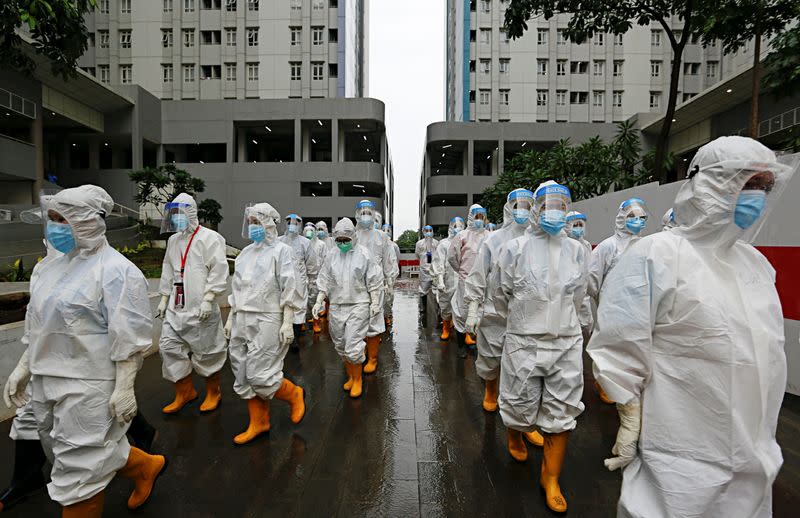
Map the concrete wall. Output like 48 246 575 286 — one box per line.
0 137 37 181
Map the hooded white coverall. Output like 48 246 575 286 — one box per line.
587 202 643 301
355 214 398 337
279 226 315 325
432 233 457 321
447 204 489 334
565 212 594 339
415 234 439 296
588 137 794 518
306 229 328 318
158 193 228 382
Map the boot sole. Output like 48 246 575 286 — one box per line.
539 484 567 514
162 395 198 414
233 429 270 445
128 456 169 511
199 397 221 413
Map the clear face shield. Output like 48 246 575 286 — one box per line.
508 189 534 225
449 217 465 237
382 223 392 236
566 212 587 239
285 214 303 234
355 200 376 229
374 213 383 230
423 225 433 239
470 207 487 229
161 201 193 233
535 183 571 236
620 198 649 235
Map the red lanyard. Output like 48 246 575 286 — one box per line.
179 226 201 278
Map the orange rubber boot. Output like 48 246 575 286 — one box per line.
524 430 544 447
274 379 306 424
348 362 363 398
199 371 221 413
540 431 569 513
313 319 322 333
343 361 354 391
162 375 198 414
62 491 104 518
234 398 270 445
595 381 614 404
117 446 167 510
440 320 451 341
465 333 477 346
363 336 380 374
482 378 498 412
507 429 528 462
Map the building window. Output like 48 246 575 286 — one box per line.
593 60 604 76
290 27 301 46
248 0 258 11
202 0 222 8
164 0 174 12
162 64 173 83
537 90 548 106
556 60 566 76
82 66 96 76
185 0 195 13
593 33 604 46
312 62 324 80
480 0 491 13
120 0 131 14
537 29 548 45
706 61 718 78
651 30 662 47
120 30 132 49
557 29 568 45
99 30 109 48
162 29 173 48
651 60 661 78
225 63 236 81
570 61 588 74
120 65 133 84
183 29 195 47
312 27 324 45
329 28 338 42
613 60 624 77
649 91 661 109
683 92 696 102
480 59 490 74
614 33 623 46
247 28 258 47
202 30 222 45
499 59 509 74
480 29 491 45
88 32 95 47
99 65 110 83
312 0 324 9
290 61 301 80
183 64 196 83
537 59 548 76
226 28 236 46
291 0 301 10
479 90 490 105
556 90 566 106
570 91 587 104
500 28 510 44
593 91 604 107
99 0 109 14
247 63 259 81
683 62 700 75
226 0 237 11
201 65 221 79
613 90 623 107
499 89 509 106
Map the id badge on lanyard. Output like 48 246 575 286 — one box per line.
174 226 200 310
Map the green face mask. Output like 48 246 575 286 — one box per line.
337 241 353 253
305 230 314 239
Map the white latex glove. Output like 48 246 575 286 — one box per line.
156 295 169 319
198 292 216 321
3 349 31 408
312 292 327 320
224 312 234 340
605 400 642 471
385 282 394 297
280 305 295 346
369 291 381 317
465 300 481 336
435 275 445 292
109 357 141 424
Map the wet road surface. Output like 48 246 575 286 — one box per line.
2 279 800 516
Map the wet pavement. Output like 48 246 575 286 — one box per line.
1 279 800 517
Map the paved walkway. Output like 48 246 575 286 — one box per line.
1 279 799 516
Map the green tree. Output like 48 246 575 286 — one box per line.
699 0 798 137
761 27 800 103
504 0 702 182
197 198 223 229
396 230 419 252
1 0 97 80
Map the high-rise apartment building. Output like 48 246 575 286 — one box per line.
446 0 761 123
78 0 368 100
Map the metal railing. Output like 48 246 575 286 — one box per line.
732 105 800 139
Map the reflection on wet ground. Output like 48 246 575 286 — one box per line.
1 279 799 516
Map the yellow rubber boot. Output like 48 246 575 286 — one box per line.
440 320 451 341
117 446 167 510
274 379 306 424
595 381 614 404
540 432 569 513
162 375 198 414
482 378 498 412
313 319 322 333
507 429 528 462
363 336 380 374
234 398 270 445
199 371 222 413
343 361 354 392
524 430 544 447
465 333 477 346
348 362 363 398
62 491 104 518
385 316 393 327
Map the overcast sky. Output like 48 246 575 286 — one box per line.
368 0 445 236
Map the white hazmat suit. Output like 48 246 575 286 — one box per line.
278 214 315 326
415 227 439 296
565 211 594 340
447 204 488 340
432 217 464 339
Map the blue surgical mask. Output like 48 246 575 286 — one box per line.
317 230 326 239
512 209 530 225
626 217 646 234
46 221 76 254
570 227 585 239
734 190 766 229
171 213 189 231
249 224 265 243
539 210 566 236
453 227 462 234
337 241 353 253
287 223 299 234
473 220 485 229
424 232 433 238
374 223 381 230
359 215 373 228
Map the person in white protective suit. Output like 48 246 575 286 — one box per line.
447 204 489 357
465 189 541 434
313 218 383 398
354 200 399 374
586 196 649 405
279 213 316 351
316 220 336 250
383 222 402 326
415 225 439 309
305 222 328 333
432 217 464 341
661 207 677 230
225 203 306 445
157 193 228 415
565 211 594 345
588 136 796 518
495 181 589 514
3 185 167 517
487 222 497 232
